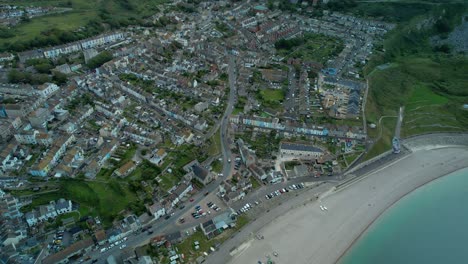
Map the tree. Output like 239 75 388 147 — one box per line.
53 71 68 85
8 69 28 83
34 63 53 74
86 51 113 69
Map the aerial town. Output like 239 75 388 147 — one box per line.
0 0 398 263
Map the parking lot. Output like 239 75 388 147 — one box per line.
177 192 227 225
233 182 310 218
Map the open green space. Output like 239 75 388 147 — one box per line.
19 178 138 228
158 173 179 192
127 159 162 182
207 130 221 156
343 152 363 166
0 0 167 52
275 33 344 64
249 176 261 189
232 107 243 115
211 160 223 174
329 1 434 23
256 88 285 110
238 130 281 159
284 160 301 170
360 1 468 158
260 89 285 102
364 116 397 161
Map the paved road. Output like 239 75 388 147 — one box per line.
221 55 237 178
82 54 238 264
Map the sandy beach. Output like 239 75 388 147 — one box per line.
223 146 468 264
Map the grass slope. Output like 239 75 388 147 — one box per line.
360 1 468 159
0 0 166 51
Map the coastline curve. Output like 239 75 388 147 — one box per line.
217 145 468 264
334 165 468 264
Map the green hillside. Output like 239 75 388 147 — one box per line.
347 1 468 159
0 0 166 52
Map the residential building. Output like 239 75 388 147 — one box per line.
41 238 94 264
83 49 99 63
188 162 214 186
114 161 136 177
36 83 59 98
149 148 167 166
27 108 51 129
25 198 73 226
18 50 44 63
199 209 236 239
280 142 324 159
171 182 193 203
147 202 165 220
0 217 27 247
43 42 82 59
0 53 14 62
80 32 125 49
0 104 30 118
249 164 267 182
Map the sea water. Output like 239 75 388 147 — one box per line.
339 167 468 264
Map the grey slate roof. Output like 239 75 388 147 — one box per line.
281 143 323 153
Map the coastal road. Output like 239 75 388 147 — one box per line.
216 146 468 264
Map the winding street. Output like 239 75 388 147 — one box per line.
81 54 238 263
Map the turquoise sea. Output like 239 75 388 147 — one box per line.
339 167 468 264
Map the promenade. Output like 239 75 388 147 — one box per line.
206 136 468 264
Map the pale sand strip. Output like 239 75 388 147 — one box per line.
228 147 468 264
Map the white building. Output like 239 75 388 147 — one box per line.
147 202 166 220
36 83 59 98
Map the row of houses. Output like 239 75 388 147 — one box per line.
24 198 73 227
18 32 126 62
230 115 367 140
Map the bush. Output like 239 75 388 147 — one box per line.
86 51 113 69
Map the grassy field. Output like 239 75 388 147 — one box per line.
207 130 221 156
158 173 179 192
0 0 167 51
19 179 138 227
276 33 344 64
249 176 261 189
211 160 223 174
260 89 285 102
258 88 285 110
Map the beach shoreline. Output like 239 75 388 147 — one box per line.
213 145 468 264
335 163 468 264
